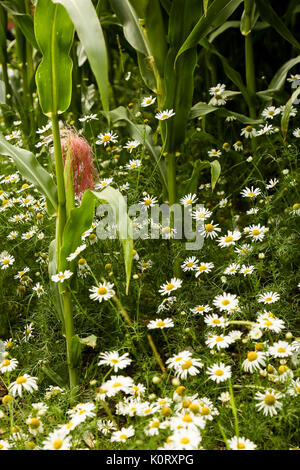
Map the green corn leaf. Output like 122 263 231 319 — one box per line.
190 102 263 125
281 86 300 141
0 134 58 215
182 159 221 195
48 240 65 325
176 0 243 61
268 56 300 91
70 334 82 369
35 0 74 116
208 20 240 42
60 188 133 294
1 1 39 50
255 0 300 50
53 0 110 120
110 0 150 55
108 106 168 191
92 187 133 295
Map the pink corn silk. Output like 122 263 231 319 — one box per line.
61 130 98 199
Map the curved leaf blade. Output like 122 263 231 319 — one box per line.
53 0 110 120
0 134 58 215
35 0 74 116
281 86 300 141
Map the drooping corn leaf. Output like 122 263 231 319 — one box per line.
0 134 58 215
268 56 300 91
176 0 243 61
182 159 221 195
34 0 74 116
190 102 263 125
53 0 110 120
60 188 133 294
281 86 300 141
255 0 300 50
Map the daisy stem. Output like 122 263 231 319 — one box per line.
147 333 166 376
218 421 231 450
161 329 171 354
228 379 239 440
99 400 119 429
102 366 113 382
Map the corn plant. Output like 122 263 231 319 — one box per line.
0 0 133 400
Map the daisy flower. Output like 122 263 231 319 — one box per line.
123 140 140 152
66 243 87 261
268 341 294 358
166 350 193 369
26 416 44 436
217 230 241 248
190 304 212 315
192 207 212 221
105 375 134 397
180 193 198 206
42 428 72 450
166 429 202 450
32 282 45 297
199 220 221 239
96 131 118 146
0 253 15 269
79 113 98 123
247 224 266 242
138 260 153 271
233 140 243 151
170 411 206 431
125 159 141 170
181 256 198 272
0 357 18 373
194 262 214 277
97 419 117 435
240 125 257 138
0 440 11 450
240 186 261 198
261 106 280 120
206 363 232 383
159 278 182 296
266 178 279 189
209 83 226 96
293 128 300 138
256 312 285 333
228 436 257 450
242 351 266 373
51 270 73 283
205 334 234 350
9 374 38 397
255 389 282 417
213 292 239 312
204 314 228 328
98 351 132 372
147 318 174 329
207 148 222 158
257 291 280 304
139 194 158 207
141 95 156 107
89 280 115 302
256 124 275 136
155 109 175 120
170 356 204 380
111 425 135 442
240 265 255 276
94 178 113 189
224 263 240 275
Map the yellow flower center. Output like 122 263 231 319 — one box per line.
110 359 119 364
180 437 190 445
189 403 200 414
198 265 207 271
186 261 194 267
151 420 160 428
252 229 260 236
221 299 230 305
1 359 10 367
186 199 193 205
237 442 246 449
119 434 127 440
182 414 193 423
216 336 224 342
181 360 193 370
277 347 286 353
215 369 224 376
197 306 204 311
160 114 169 120
245 126 252 132
166 283 174 291
225 236 233 243
201 406 210 416
29 418 40 429
102 135 111 142
16 376 27 384
205 224 214 232
144 199 152 205
264 320 273 326
212 319 220 324
156 320 165 327
292 203 299 210
53 439 63 450
247 351 258 362
112 382 122 388
295 387 300 393
278 365 289 375
264 394 276 406
197 212 206 218
0 444 3 449
3 259 9 265
97 286 107 295
175 357 183 362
